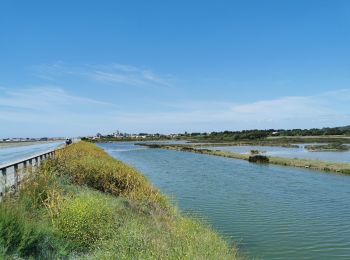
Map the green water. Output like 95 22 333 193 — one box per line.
100 143 350 260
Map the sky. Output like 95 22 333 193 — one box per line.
1 0 350 137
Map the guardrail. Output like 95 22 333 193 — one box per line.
0 146 63 201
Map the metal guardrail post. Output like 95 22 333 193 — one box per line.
0 144 66 200
14 164 19 191
1 168 6 199
1 168 6 183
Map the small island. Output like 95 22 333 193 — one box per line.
305 143 350 152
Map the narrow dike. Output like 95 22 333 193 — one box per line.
143 144 350 175
0 142 239 259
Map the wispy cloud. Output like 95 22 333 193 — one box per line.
106 89 350 131
229 89 350 122
30 61 76 81
0 86 118 137
0 86 113 111
30 62 172 88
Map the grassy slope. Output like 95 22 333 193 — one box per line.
0 142 238 259
151 145 350 174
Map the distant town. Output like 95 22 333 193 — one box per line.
83 130 181 141
1 137 64 142
83 125 350 142
2 125 350 143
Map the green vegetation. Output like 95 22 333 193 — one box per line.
55 193 115 249
188 135 350 145
0 142 238 259
248 155 269 163
83 134 172 143
250 150 261 155
0 203 51 258
88 126 350 147
176 126 350 144
144 144 350 175
305 143 350 152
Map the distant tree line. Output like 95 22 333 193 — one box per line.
185 125 350 141
81 125 350 142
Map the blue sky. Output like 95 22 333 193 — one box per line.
1 0 350 137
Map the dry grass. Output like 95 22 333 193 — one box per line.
54 142 169 209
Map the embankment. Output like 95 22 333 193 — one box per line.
144 144 350 175
0 142 239 259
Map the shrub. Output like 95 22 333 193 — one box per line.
248 155 269 163
181 146 195 152
147 144 162 148
54 142 168 209
20 163 56 205
91 212 236 260
55 192 115 250
19 162 65 223
0 203 48 257
341 169 350 174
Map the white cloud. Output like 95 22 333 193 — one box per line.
228 89 350 122
105 89 350 131
0 86 119 137
30 62 172 88
0 86 112 111
91 71 147 86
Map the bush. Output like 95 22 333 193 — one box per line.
181 146 195 152
54 142 168 209
0 203 48 257
55 192 115 250
341 169 350 174
248 155 269 163
91 207 236 260
20 162 62 208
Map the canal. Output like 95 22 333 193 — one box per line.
100 142 350 260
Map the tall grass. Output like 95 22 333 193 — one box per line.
0 142 239 259
54 142 168 209
0 202 57 258
55 192 115 249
